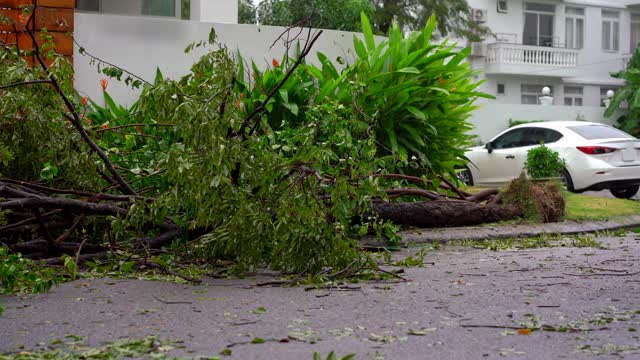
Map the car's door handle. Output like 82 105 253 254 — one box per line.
505 155 515 159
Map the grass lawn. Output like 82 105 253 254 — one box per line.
564 191 640 220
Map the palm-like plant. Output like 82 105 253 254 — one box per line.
605 47 640 135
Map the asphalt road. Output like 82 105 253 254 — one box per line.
2 235 640 359
582 189 640 200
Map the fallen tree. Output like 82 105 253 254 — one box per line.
0 11 531 273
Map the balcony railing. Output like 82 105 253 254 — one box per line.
486 43 579 67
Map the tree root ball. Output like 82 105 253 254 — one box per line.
502 174 565 223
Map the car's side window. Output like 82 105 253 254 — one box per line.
492 128 530 149
527 128 563 145
540 129 563 144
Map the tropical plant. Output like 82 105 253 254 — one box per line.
605 47 640 135
338 13 492 177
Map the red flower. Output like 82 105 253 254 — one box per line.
136 125 143 134
101 123 109 130
81 97 88 106
272 59 280 68
100 78 108 91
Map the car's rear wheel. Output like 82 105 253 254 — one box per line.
561 169 575 192
456 166 473 186
610 185 639 199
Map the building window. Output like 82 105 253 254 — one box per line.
497 84 505 95
632 14 640 51
76 0 100 11
497 0 508 13
524 3 556 47
564 86 583 106
602 10 620 52
565 7 584 49
522 84 552 104
76 0 189 18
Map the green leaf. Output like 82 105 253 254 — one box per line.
428 87 450 95
360 12 375 51
279 89 289 103
103 91 119 115
154 67 164 84
283 102 299 116
353 36 367 59
397 67 420 74
422 14 438 47
407 107 426 121
251 338 265 344
632 88 640 108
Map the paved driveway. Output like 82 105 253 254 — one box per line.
582 190 640 201
2 236 639 359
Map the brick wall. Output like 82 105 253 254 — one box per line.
0 0 75 66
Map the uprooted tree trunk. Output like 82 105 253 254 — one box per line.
0 177 524 260
371 200 522 228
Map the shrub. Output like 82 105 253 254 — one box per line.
525 144 565 179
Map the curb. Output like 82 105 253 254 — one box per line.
362 214 640 247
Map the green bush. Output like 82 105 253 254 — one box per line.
525 144 565 179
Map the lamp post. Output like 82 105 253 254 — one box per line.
603 90 615 108
539 86 553 106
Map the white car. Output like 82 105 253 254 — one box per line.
460 121 640 199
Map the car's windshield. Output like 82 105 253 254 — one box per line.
567 125 635 140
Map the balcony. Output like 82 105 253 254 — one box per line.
484 43 579 77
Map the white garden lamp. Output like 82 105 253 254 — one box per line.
539 86 553 106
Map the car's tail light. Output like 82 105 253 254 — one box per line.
576 146 616 155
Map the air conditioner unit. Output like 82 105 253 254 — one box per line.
471 43 487 57
497 0 508 13
472 8 488 23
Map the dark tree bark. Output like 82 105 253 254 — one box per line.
371 200 522 227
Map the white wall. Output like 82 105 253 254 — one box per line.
100 0 142 15
571 3 631 85
74 13 364 106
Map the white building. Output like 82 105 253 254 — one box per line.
465 0 637 140
69 0 634 140
75 0 238 24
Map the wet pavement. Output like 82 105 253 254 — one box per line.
2 235 640 359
